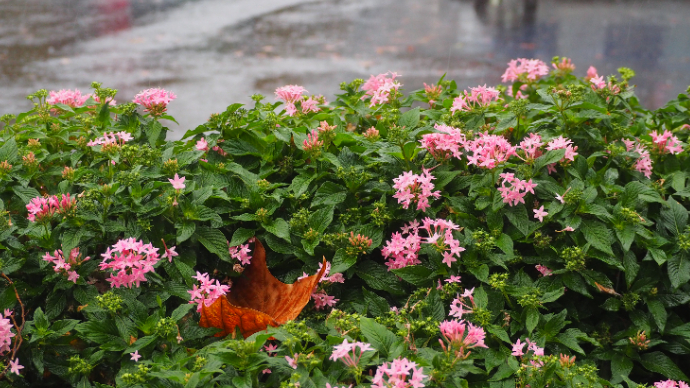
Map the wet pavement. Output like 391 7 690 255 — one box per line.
1 0 689 138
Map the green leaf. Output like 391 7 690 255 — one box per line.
557 329 585 354
263 218 291 243
288 174 315 197
359 317 397 357
610 354 633 384
357 261 405 295
312 182 347 208
398 107 420 129
647 298 667 332
12 186 41 204
171 304 194 321
533 149 566 172
308 206 334 233
667 254 690 289
196 227 230 260
640 351 688 380
362 288 390 317
229 227 255 247
176 222 196 244
525 307 539 334
0 138 19 163
391 265 434 287
495 234 514 256
330 249 356 273
145 120 163 147
581 220 614 255
505 205 535 237
660 196 688 236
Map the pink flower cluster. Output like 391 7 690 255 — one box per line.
372 357 427 388
501 58 550 83
449 287 475 318
451 85 501 113
99 238 161 288
188 271 231 311
298 261 343 310
546 136 579 162
622 139 653 178
87 131 134 147
463 132 517 169
439 319 487 354
0 309 14 355
361 72 402 107
382 219 465 270
26 193 76 222
275 85 308 116
132 88 176 116
552 57 576 73
419 123 465 162
392 169 441 211
303 129 324 155
655 380 690 388
228 242 252 265
511 337 545 357
650 130 684 155
518 133 544 160
329 339 375 367
43 248 90 283
497 173 537 206
47 89 90 108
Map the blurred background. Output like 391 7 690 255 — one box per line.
1 0 689 138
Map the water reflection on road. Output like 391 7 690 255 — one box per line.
1 0 689 138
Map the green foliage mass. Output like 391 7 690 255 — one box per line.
0 63 689 387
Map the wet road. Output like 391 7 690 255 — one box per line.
1 0 689 138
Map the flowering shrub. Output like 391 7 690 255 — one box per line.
0 61 689 387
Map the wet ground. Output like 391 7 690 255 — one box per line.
1 0 689 138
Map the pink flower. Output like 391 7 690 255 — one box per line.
497 173 537 207
303 129 324 156
43 247 89 283
275 85 307 117
162 240 178 262
501 58 550 83
285 354 299 369
547 136 578 162
301 96 321 114
262 369 272 374
312 290 339 310
419 124 465 162
168 173 186 191
47 89 89 108
623 139 653 178
381 227 423 270
533 205 548 222
0 314 15 355
133 88 176 116
650 130 684 155
361 72 402 107
196 138 209 151
463 132 517 169
552 57 575 73
26 193 77 223
585 66 599 81
439 319 487 351
372 357 427 388
451 85 501 113
512 339 526 356
99 238 161 288
9 358 23 375
557 226 575 233
364 127 380 141
130 351 142 362
228 242 252 265
590 76 606 90
445 275 461 283
188 271 231 311
329 339 375 367
392 169 441 212
535 265 553 276
518 133 544 160
87 131 132 147
449 296 473 319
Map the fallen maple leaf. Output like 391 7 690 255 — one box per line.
199 239 327 338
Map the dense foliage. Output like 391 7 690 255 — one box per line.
1 58 690 388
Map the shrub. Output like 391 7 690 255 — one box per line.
0 62 689 387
